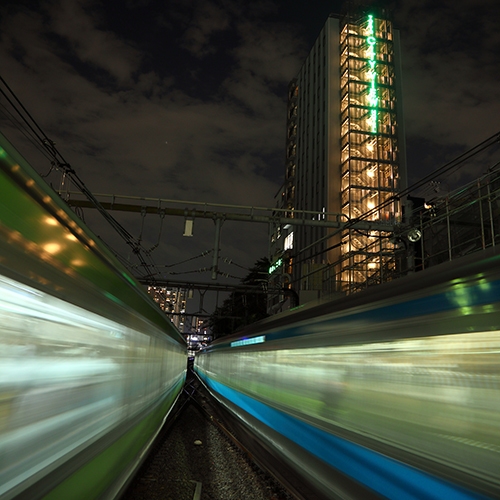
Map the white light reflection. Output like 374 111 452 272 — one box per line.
199 328 500 483
0 272 186 497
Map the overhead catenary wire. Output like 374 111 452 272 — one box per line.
298 131 500 256
360 130 500 224
4 74 497 290
0 74 159 283
221 256 253 272
0 76 49 148
287 131 500 287
150 250 213 269
0 100 56 175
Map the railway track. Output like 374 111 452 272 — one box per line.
122 370 295 500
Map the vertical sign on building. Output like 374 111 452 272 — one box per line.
339 11 401 293
366 14 378 133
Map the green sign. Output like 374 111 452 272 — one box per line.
366 14 378 133
268 257 283 274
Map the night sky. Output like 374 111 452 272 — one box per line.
1 0 499 315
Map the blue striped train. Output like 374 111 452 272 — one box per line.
195 247 500 499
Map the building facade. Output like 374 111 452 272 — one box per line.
147 285 188 330
269 7 406 311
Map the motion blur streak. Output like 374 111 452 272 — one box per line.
196 248 500 499
0 132 187 499
0 273 182 497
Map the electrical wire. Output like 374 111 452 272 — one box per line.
359 130 500 224
0 102 54 166
0 74 159 283
220 256 252 271
157 250 213 268
286 132 500 286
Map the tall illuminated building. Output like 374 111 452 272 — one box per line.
270 7 406 309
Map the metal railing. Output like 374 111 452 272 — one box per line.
307 165 500 297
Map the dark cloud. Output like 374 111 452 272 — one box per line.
1 0 499 311
179 2 231 56
391 0 500 188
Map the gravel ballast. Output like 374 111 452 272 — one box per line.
122 394 294 500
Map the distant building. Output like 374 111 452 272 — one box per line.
147 286 188 330
269 6 407 312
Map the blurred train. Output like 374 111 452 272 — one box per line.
195 247 500 499
0 132 187 499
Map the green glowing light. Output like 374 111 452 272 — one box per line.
269 257 283 274
367 14 378 133
478 278 491 291
123 272 137 286
483 304 495 314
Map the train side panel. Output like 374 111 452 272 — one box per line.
0 133 187 499
195 248 500 499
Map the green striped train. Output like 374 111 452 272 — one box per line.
0 132 187 499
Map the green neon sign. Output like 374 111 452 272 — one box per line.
367 14 378 133
268 257 283 274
